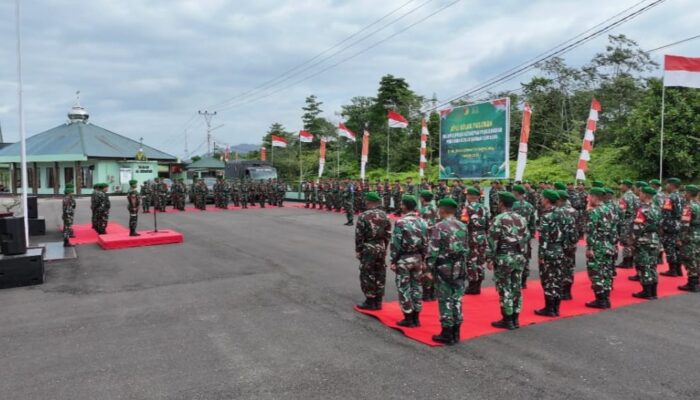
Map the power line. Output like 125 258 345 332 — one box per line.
214 0 463 113
205 0 424 110
647 33 700 52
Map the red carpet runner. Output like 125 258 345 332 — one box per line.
68 223 130 245
355 267 687 347
97 229 184 250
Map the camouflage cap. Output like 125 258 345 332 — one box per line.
685 184 699 194
667 177 681 185
590 187 606 197
401 195 417 208
498 191 516 207
512 185 526 194
554 182 566 190
365 192 381 202
649 179 662 186
438 198 459 209
557 190 569 199
592 180 605 188
466 187 480 196
542 189 560 201
419 190 433 200
641 186 657 195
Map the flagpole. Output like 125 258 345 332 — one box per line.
659 81 666 181
15 0 29 244
336 138 340 178
386 118 390 179
299 134 302 195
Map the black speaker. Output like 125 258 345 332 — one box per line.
27 196 38 219
0 217 27 255
29 218 46 236
0 248 44 289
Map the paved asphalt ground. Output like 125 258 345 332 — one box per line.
0 197 698 400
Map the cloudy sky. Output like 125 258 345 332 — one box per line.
0 0 697 159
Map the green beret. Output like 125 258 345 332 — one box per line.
590 187 606 196
438 198 459 208
641 186 657 195
129 180 138 186
401 195 417 208
649 179 661 186
634 181 648 188
685 184 699 194
64 187 74 194
557 190 569 199
554 182 566 190
604 188 614 195
419 190 433 200
65 183 74 189
466 187 480 196
93 184 99 189
542 189 560 202
498 192 516 207
365 192 381 202
512 185 525 194
592 180 605 188
620 179 633 186
667 177 681 185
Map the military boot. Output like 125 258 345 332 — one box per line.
660 263 680 277
491 309 516 330
356 298 375 310
512 313 520 329
632 284 654 300
553 298 561 316
397 313 417 328
534 296 557 317
561 283 573 300
616 257 633 269
585 292 609 309
373 297 383 310
413 311 421 327
465 280 482 295
129 229 141 237
678 276 700 292
676 263 684 277
63 238 73 248
452 324 461 344
650 283 658 299
432 326 453 344
521 274 528 289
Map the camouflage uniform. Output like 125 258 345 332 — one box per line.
618 189 640 266
660 190 683 275
355 207 391 306
342 185 355 225
391 184 403 215
586 202 616 307
632 202 662 288
436 183 448 201
90 189 98 231
419 200 438 300
538 205 567 307
95 189 111 234
390 211 428 316
194 180 208 210
558 200 579 297
157 181 168 212
426 216 469 332
140 182 152 213
303 182 313 208
230 180 241 207
512 199 537 287
488 187 500 219
486 211 529 318
569 189 588 239
382 182 392 211
679 197 700 290
62 194 76 241
127 186 140 234
240 180 249 208
276 181 285 207
464 199 489 293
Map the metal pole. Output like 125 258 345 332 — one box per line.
299 135 302 195
386 119 390 178
659 83 666 181
15 0 29 244
336 139 340 178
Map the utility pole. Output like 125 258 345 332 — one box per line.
198 110 217 154
184 129 189 160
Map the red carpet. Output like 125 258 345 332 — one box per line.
68 223 129 245
355 266 687 347
97 229 184 250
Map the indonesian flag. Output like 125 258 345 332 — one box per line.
337 123 356 142
491 98 508 112
419 118 429 177
664 55 700 89
299 130 313 143
575 98 602 180
260 146 267 161
388 111 408 128
360 128 370 180
318 137 327 177
439 108 452 119
514 103 533 181
271 135 288 148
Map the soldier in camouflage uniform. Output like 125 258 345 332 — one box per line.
62 184 76 247
488 181 501 220
660 178 684 277
90 183 99 231
95 183 111 235
678 185 700 292
630 186 662 299
603 187 621 278
382 180 391 212
585 188 615 309
512 185 537 289
463 186 489 295
342 182 355 226
425 197 469 345
419 190 438 301
193 178 208 211
156 178 168 212
570 181 588 240
487 192 530 330
556 190 579 301
140 180 152 213
436 180 448 202
391 180 403 216
649 179 666 264
355 192 391 310
405 177 415 197
230 180 241 207
303 181 313 208
616 180 639 269
534 190 566 317
390 195 428 328
240 179 249 208
277 180 285 207
127 180 141 237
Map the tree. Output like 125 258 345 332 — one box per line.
301 95 324 131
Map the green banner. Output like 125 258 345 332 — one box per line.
439 98 510 180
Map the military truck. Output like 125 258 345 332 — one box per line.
224 160 278 181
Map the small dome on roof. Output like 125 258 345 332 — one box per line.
67 91 89 123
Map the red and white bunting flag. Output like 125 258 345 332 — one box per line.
576 98 602 180
419 118 429 177
388 111 409 128
514 103 533 181
299 130 314 143
337 123 356 142
664 54 700 89
439 108 452 119
360 128 370 180
318 137 327 177
491 98 508 111
271 135 288 148
260 146 267 161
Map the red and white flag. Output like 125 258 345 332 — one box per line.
388 111 408 128
299 130 314 143
318 137 327 177
576 98 602 180
514 103 533 181
260 146 267 161
419 118 429 177
271 135 288 148
360 128 370 180
337 123 356 142
664 54 700 89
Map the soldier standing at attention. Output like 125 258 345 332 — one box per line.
91 183 99 232
616 180 639 269
556 190 580 300
660 178 684 277
355 192 391 310
194 179 208 211
463 187 489 295
382 179 391 212
512 185 537 289
127 180 141 237
221 177 231 209
391 180 403 216
140 180 152 213
585 188 615 309
678 185 700 292
390 195 428 328
486 192 529 330
630 186 662 299
425 198 469 345
62 184 76 247
213 176 223 208
96 183 111 235
535 190 565 317
419 190 438 302
240 179 249 209
342 182 355 226
303 181 312 208
488 181 501 221
405 177 415 196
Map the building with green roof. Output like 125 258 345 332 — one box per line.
0 100 180 195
